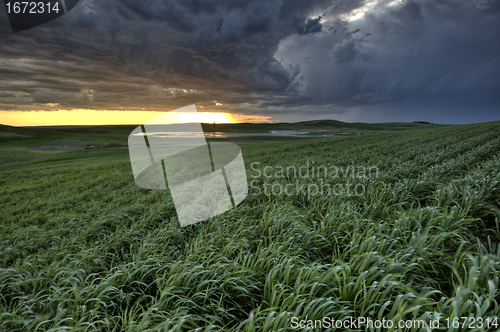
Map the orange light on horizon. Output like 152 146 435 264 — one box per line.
177 112 232 124
0 110 168 126
0 110 275 126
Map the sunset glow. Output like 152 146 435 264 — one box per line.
0 110 277 126
177 112 232 124
0 110 169 127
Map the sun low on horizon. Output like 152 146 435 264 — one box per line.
177 112 232 124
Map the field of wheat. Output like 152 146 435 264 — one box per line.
1 122 499 331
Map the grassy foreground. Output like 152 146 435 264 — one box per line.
0 122 499 331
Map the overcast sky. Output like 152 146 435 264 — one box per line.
1 0 499 123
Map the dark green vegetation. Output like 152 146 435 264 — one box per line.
0 121 499 331
0 124 134 142
0 120 445 165
0 125 132 149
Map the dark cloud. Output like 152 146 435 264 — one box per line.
298 17 323 35
0 1 301 114
274 0 500 121
0 0 499 123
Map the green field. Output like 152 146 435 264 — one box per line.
1 121 499 331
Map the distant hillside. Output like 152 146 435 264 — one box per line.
0 124 135 146
0 120 448 147
201 119 447 133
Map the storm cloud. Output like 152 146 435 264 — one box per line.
0 0 499 123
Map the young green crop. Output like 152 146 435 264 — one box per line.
0 121 499 331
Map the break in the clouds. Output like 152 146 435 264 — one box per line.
0 0 499 123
